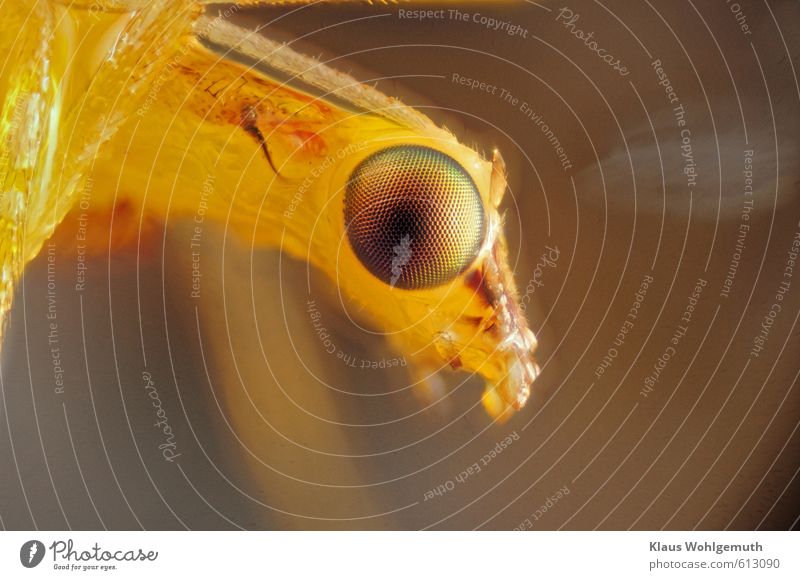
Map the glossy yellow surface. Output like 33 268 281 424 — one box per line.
0 0 539 418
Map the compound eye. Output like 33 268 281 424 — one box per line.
343 145 485 290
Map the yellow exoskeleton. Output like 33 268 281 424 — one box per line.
0 0 539 418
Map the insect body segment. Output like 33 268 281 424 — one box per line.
1 1 541 419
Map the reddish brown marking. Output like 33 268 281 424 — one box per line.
50 200 161 260
464 268 483 290
464 268 493 308
290 130 327 157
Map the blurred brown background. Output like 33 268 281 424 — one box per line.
1 0 798 530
